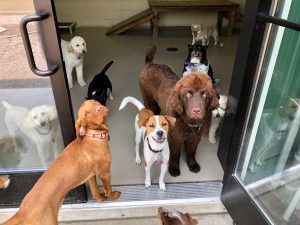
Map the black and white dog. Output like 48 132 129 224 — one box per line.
86 61 114 105
183 45 216 85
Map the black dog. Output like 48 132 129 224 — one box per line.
183 45 216 84
86 61 113 105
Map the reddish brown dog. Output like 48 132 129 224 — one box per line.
0 175 10 189
157 207 198 225
0 100 120 225
140 45 219 177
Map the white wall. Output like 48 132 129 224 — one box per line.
54 0 246 27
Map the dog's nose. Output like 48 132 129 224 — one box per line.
40 121 46 126
96 105 109 115
157 131 164 137
192 108 201 114
216 113 220 118
82 50 86 54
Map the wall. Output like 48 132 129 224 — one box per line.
54 0 246 27
0 0 34 14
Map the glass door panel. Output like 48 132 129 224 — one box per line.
234 7 300 225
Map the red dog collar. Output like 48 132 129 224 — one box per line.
85 133 109 139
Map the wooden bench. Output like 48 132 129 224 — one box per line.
149 0 239 37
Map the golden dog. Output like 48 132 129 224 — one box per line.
0 100 120 225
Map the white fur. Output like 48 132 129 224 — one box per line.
191 24 220 46
209 95 228 143
119 97 170 191
2 101 61 167
61 36 87 88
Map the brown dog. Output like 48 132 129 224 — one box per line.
157 207 198 225
0 100 120 225
0 175 10 189
140 45 219 177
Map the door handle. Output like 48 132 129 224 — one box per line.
20 12 59 76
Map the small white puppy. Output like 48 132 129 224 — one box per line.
209 95 228 143
2 101 60 167
61 36 87 88
119 97 176 191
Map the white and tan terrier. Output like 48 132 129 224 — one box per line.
119 97 176 191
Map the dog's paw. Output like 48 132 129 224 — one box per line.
169 166 181 177
145 181 151 189
188 161 201 173
109 191 121 200
209 137 217 144
93 193 106 202
135 157 142 165
159 182 166 191
78 81 86 87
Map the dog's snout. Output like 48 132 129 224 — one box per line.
82 50 86 54
157 131 164 137
96 105 108 115
40 121 46 126
192 107 201 114
216 113 220 118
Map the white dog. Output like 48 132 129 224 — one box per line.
119 97 176 191
2 101 60 167
191 24 220 46
209 95 228 143
61 36 87 88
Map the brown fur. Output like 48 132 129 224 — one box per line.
157 207 198 225
0 100 120 225
0 175 9 189
140 45 219 177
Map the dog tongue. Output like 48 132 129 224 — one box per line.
155 160 163 165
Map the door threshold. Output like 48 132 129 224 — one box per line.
0 181 224 222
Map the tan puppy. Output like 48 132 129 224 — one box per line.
0 175 10 189
157 207 198 225
191 24 219 46
0 100 121 225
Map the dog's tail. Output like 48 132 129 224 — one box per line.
2 101 11 109
145 44 156 64
119 96 144 111
100 61 114 75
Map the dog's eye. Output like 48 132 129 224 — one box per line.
149 124 155 128
162 122 167 126
41 112 45 116
33 115 37 119
76 44 79 47
186 92 192 98
82 43 85 46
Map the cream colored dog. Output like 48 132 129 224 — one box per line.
191 24 219 46
61 36 87 88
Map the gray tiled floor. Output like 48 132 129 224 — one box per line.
62 27 239 185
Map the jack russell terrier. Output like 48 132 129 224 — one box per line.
119 97 176 191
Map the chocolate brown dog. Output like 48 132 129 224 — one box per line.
0 100 120 225
157 207 198 225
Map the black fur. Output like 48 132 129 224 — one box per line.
184 45 215 84
86 61 113 105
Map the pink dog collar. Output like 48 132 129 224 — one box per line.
85 133 109 139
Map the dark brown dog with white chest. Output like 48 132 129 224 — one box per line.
140 45 219 177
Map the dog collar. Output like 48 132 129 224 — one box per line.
187 123 202 133
147 138 163 153
85 133 109 139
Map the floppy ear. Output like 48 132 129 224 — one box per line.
209 87 220 111
75 118 87 142
164 116 176 128
185 213 198 225
23 111 36 129
166 88 183 116
67 42 73 52
42 105 57 121
138 108 154 127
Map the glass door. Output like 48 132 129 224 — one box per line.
0 0 86 207
221 0 300 224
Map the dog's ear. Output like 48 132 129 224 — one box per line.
164 116 176 128
75 118 87 142
209 87 220 111
42 105 57 121
166 88 183 116
67 42 73 52
23 111 36 129
185 213 198 225
138 108 154 127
